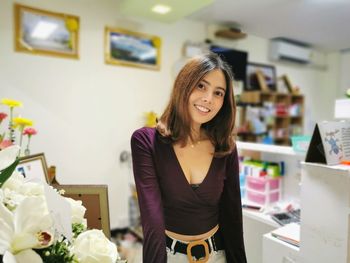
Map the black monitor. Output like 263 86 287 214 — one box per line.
210 45 248 85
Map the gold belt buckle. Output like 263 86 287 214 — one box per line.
186 239 209 263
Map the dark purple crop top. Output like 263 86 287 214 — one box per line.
131 127 247 263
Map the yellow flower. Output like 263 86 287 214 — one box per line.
1 98 22 108
144 111 158 127
152 37 161 48
65 18 79 32
13 117 33 129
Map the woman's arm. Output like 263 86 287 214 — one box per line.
219 146 247 263
131 128 166 263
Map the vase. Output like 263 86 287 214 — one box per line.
24 147 30 156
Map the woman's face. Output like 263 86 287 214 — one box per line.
188 69 226 127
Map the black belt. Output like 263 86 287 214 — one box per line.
166 230 224 260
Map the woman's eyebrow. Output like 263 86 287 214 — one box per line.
201 79 210 85
217 87 226 92
202 78 226 91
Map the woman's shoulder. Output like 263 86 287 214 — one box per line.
131 126 172 147
131 127 157 143
132 126 156 137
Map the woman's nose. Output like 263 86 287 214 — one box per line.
202 92 212 103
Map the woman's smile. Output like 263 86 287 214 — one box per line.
194 104 211 113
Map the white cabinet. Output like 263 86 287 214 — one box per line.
262 162 350 263
237 142 304 263
299 163 350 263
263 233 299 263
243 213 278 263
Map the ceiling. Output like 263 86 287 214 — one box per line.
188 0 350 51
118 0 350 51
117 0 213 23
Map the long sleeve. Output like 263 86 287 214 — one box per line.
219 146 247 263
130 128 166 263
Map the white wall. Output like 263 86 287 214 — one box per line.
0 0 341 228
339 50 350 97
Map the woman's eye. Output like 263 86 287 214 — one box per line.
215 91 225 97
197 83 205 90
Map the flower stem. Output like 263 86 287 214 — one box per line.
19 126 24 155
25 136 31 156
9 107 15 143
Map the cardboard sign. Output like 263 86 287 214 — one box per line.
306 121 350 165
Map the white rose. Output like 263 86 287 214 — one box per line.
65 197 87 226
18 182 44 196
0 145 20 170
2 175 44 210
2 188 26 210
2 171 25 191
72 229 119 263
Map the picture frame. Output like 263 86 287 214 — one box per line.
14 3 79 59
17 153 49 183
105 27 161 70
246 62 277 91
55 185 111 238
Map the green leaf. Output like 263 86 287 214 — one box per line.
346 88 350 98
0 158 19 188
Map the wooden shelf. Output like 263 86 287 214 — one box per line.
237 91 304 146
215 29 246 39
236 141 304 156
274 115 289 119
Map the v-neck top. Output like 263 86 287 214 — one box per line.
131 127 247 263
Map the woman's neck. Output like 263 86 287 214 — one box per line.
190 126 201 141
187 126 208 148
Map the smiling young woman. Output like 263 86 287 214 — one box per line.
131 53 247 263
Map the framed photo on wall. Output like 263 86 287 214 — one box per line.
55 185 111 238
246 62 277 91
14 3 79 59
17 153 49 183
105 27 161 70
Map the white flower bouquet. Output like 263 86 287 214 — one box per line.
0 146 124 263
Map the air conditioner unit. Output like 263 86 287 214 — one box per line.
269 39 311 64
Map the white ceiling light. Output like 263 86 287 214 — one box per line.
31 21 58 39
151 4 171 15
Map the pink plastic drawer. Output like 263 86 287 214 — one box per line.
246 190 280 205
246 176 280 192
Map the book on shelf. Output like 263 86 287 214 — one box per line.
271 222 300 247
306 121 350 165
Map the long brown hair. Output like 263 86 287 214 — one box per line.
157 52 236 156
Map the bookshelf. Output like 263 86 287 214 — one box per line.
237 91 304 146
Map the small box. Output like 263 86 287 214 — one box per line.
239 172 246 186
240 187 245 198
246 189 280 205
239 173 246 198
246 176 280 192
291 135 311 153
245 176 282 206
